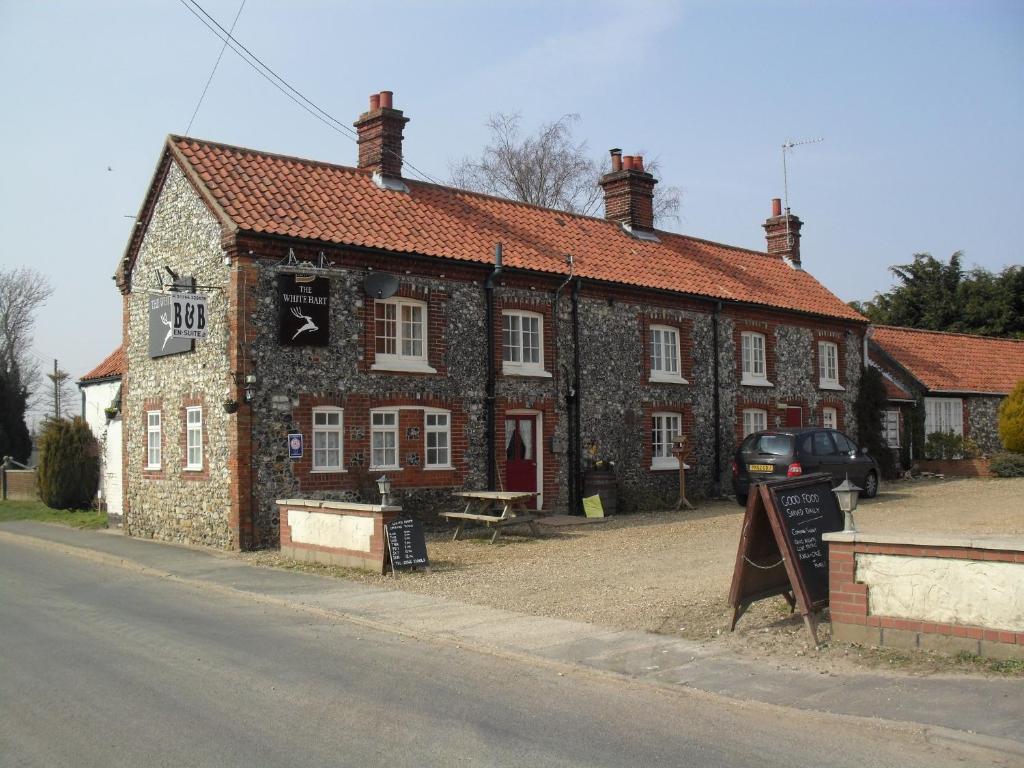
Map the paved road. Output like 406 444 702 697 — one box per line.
0 539 1006 768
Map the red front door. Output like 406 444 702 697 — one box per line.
785 406 803 427
505 415 537 494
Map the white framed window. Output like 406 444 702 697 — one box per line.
502 310 549 376
924 397 963 437
818 341 841 389
742 408 768 437
650 325 686 383
822 406 838 430
424 411 451 469
882 409 900 448
312 407 344 472
146 411 161 469
185 406 203 470
371 410 400 469
651 412 682 470
372 298 436 373
741 332 770 386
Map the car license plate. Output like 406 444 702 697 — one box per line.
747 463 774 473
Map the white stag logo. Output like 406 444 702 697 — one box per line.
159 312 174 350
290 306 318 340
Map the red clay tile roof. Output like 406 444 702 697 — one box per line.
164 137 865 323
80 346 125 383
872 326 1024 394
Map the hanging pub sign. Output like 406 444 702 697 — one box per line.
279 274 329 346
148 288 207 359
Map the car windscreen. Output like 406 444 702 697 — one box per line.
753 434 793 456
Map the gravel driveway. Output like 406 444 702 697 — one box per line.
247 477 1023 672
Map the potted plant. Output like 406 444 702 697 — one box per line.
104 405 119 421
222 398 240 414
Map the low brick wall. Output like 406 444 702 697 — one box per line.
824 532 1023 659
916 458 992 477
2 469 38 501
277 499 402 573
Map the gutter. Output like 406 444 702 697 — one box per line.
569 278 582 514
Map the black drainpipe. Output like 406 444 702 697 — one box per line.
553 256 574 510
569 277 583 513
712 301 723 497
484 243 503 490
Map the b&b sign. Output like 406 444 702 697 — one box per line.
148 289 208 358
169 294 208 340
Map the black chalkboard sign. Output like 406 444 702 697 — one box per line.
765 475 843 606
385 518 429 576
729 473 843 645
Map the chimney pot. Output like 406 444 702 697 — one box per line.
379 90 393 109
635 155 644 171
369 93 380 111
609 148 622 172
771 198 782 217
622 155 635 171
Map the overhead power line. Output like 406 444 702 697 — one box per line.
177 0 443 185
185 0 247 136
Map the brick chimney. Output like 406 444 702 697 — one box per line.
763 197 803 268
353 90 409 179
599 148 658 231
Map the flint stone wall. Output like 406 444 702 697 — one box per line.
967 395 1005 454
124 163 233 548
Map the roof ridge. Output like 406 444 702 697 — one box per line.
875 325 1024 343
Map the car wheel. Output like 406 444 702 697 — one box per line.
861 471 878 499
736 493 748 507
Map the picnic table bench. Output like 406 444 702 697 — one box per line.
440 491 543 543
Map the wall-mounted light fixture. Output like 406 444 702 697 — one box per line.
244 373 257 403
376 474 392 506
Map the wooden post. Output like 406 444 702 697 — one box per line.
673 436 695 510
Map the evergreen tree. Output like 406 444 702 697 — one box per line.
854 367 896 479
36 417 99 509
853 254 1023 338
0 364 32 463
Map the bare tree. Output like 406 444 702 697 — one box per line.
46 360 74 420
450 112 681 227
0 267 52 407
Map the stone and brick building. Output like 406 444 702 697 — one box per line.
868 326 1024 468
114 91 868 550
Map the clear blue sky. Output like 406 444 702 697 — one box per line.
1 0 1021 417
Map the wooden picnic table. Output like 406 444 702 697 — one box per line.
440 491 543 543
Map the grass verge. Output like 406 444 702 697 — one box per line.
0 499 107 529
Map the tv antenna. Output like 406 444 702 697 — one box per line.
781 137 823 212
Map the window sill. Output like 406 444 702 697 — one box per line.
650 459 680 471
184 466 204 472
145 466 161 471
423 465 454 471
649 373 688 384
818 382 845 391
369 466 402 473
310 468 347 474
741 377 773 387
372 359 437 374
502 365 552 378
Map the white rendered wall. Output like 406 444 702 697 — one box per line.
857 554 1024 632
81 380 123 519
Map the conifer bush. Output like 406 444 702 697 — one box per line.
998 380 1024 454
36 417 99 509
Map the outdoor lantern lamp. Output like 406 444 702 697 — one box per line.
376 474 392 507
832 474 862 532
